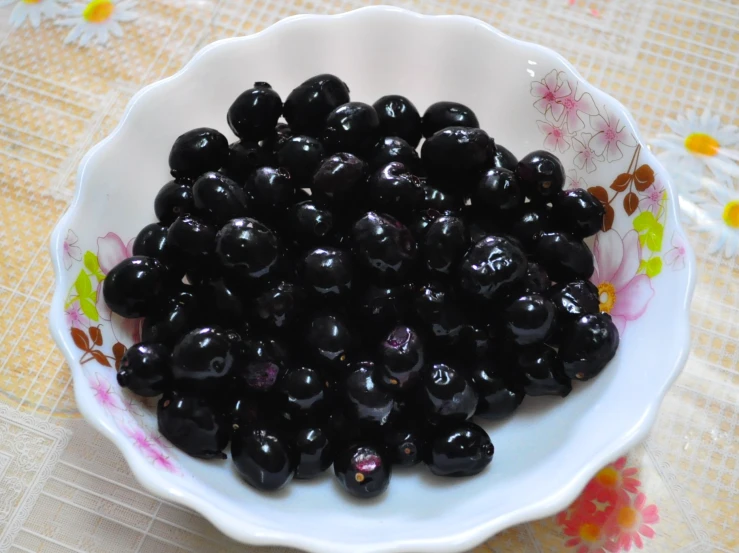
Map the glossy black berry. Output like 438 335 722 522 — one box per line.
334 443 391 499
132 223 183 276
293 425 334 479
154 180 195 225
473 168 524 214
287 200 335 247
425 421 493 477
490 143 518 172
470 360 523 421
421 101 480 137
283 74 350 136
504 294 557 346
157 391 229 459
168 127 228 181
559 313 619 381
117 342 170 397
277 366 331 421
351 212 417 284
232 424 296 491
234 337 289 393
344 361 394 427
458 236 528 302
420 363 478 424
227 82 282 141
275 135 325 181
171 327 236 392
408 208 447 240
215 217 282 280
323 102 380 156
305 313 354 375
420 183 462 212
414 281 467 345
222 141 273 184
142 287 202 346
421 127 490 192
253 281 305 331
184 264 220 287
373 95 422 147
552 188 606 238
549 280 600 323
311 152 367 204
167 215 217 266
378 326 424 391
384 426 426 467
355 283 412 330
466 216 500 246
422 215 468 277
245 167 297 211
368 136 420 173
263 122 294 154
302 247 353 302
509 206 551 250
103 256 167 318
534 232 595 282
231 395 282 434
368 162 423 217
513 344 571 397
454 324 492 364
522 261 551 295
199 277 245 327
192 171 248 225
516 150 565 204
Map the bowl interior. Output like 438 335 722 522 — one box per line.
51 8 693 553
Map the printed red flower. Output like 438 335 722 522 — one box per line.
604 492 659 551
586 457 641 496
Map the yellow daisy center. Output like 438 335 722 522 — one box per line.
579 523 602 543
597 282 616 313
684 132 720 156
595 466 620 488
617 506 639 530
83 0 115 23
23 0 42 4
722 200 739 228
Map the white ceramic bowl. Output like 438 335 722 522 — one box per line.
49 6 696 553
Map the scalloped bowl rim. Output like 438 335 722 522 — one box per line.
48 6 696 553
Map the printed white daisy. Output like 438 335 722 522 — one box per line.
0 0 65 28
650 109 739 195
689 180 739 258
55 0 136 47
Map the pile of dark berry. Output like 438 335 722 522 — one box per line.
104 74 619 500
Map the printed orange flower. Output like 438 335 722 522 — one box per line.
557 456 658 553
557 486 616 552
604 492 659 551
585 456 641 496
562 517 609 553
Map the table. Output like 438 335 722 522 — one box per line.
0 0 737 551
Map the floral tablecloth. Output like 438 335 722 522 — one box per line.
0 1 737 552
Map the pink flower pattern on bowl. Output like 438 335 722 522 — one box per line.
63 233 178 475
589 110 637 163
592 230 655 335
531 69 685 337
559 85 598 133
